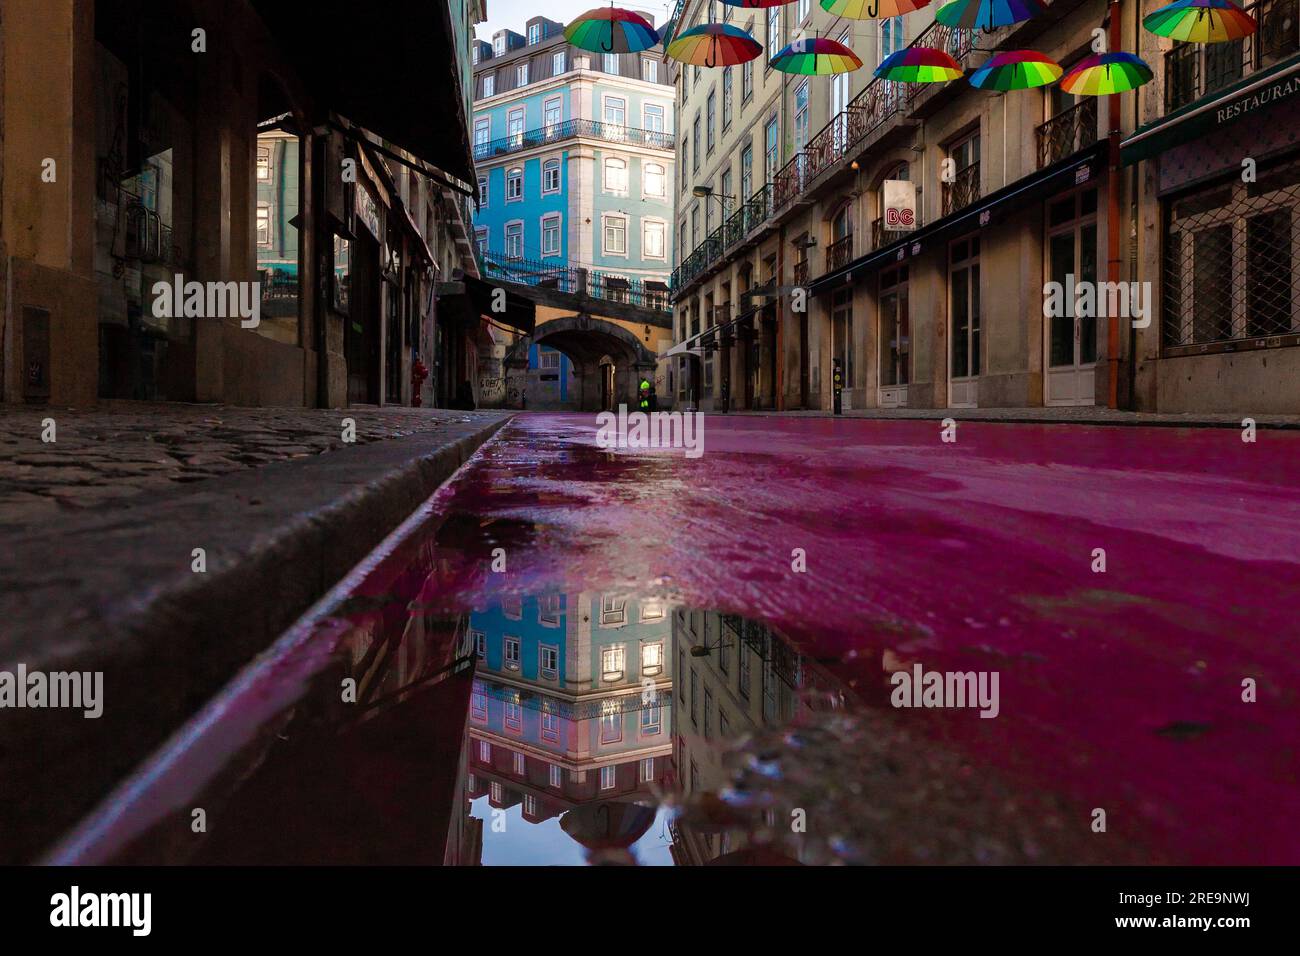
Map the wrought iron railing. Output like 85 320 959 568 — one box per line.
943 162 980 216
907 19 976 102
479 249 670 312
672 184 772 294
793 258 809 286
825 233 853 272
1163 0 1298 112
1036 99 1099 169
472 118 674 161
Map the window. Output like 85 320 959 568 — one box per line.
798 0 809 21
600 699 623 743
879 263 910 387
741 145 753 200
604 156 628 194
473 630 486 659
881 15 904 57
506 167 523 201
641 600 665 622
766 9 781 68
794 79 810 154
603 214 627 255
483 73 495 97
528 23 541 44
475 228 488 256
707 91 716 153
493 35 505 56
502 596 522 619
704 688 713 740
552 50 565 75
604 52 619 75
643 103 665 144
722 68 733 129
601 644 626 680
681 134 689 189
738 641 751 698
600 595 627 625
549 764 562 787
543 97 562 133
718 628 730 673
477 175 488 205
641 641 663 675
524 794 537 817
604 96 626 131
507 108 524 148
719 709 730 738
471 691 487 721
542 159 561 196
513 752 526 775
540 349 561 370
504 635 521 668
256 147 271 181
600 765 617 790
505 701 522 732
641 704 661 736
256 203 271 246
642 57 657 83
690 669 698 724
542 703 559 741
644 162 666 198
765 117 779 181
539 643 559 678
473 117 490 158
542 215 561 256
693 114 701 170
643 220 666 260
639 756 656 781
478 740 491 762
516 62 529 87
505 222 523 259
742 38 754 101
472 45 479 65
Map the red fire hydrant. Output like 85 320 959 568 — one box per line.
411 359 429 407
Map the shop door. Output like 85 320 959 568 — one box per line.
346 235 380 405
1045 194 1098 406
948 237 980 408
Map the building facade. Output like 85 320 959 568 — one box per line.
471 14 676 408
667 0 1299 415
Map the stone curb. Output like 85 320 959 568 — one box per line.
716 409 1300 428
0 411 512 863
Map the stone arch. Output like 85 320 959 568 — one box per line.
504 314 659 412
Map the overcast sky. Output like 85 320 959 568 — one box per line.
476 0 677 40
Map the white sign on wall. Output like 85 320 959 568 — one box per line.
882 179 917 232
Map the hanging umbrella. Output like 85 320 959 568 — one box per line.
667 23 764 67
967 50 1062 90
1143 0 1256 43
1059 52 1153 95
819 0 932 17
935 0 1045 30
719 0 800 8
564 6 660 54
770 37 864 74
875 46 963 82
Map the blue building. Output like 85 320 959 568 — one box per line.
470 15 676 408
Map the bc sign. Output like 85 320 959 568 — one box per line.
882 179 917 232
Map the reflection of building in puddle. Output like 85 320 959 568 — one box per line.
670 610 843 866
460 592 674 862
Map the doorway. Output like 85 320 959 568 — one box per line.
948 236 980 408
599 357 616 412
1044 189 1098 406
878 264 909 408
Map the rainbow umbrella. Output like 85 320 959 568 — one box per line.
935 0 1045 30
719 0 800 8
564 6 659 54
1143 0 1256 42
875 46 963 82
770 37 864 74
967 50 1062 90
820 0 932 17
667 23 763 67
1059 52 1153 95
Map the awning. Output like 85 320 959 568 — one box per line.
251 0 476 184
1121 57 1300 167
810 142 1107 295
439 275 536 335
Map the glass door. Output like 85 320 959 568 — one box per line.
1045 190 1098 405
948 237 980 407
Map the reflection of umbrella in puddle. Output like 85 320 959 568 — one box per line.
560 800 657 863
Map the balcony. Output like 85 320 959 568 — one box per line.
479 250 671 313
943 162 980 216
793 258 809 286
825 233 853 272
1163 0 1298 112
472 118 674 162
1036 99 1099 169
671 184 772 297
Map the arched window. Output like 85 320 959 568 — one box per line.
542 159 560 194
832 202 853 241
644 162 666 198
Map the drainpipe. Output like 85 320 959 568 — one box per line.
776 225 786 410
1106 0 1123 409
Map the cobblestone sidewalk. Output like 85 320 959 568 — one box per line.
0 401 506 528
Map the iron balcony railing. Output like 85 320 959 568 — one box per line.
1036 99 1099 169
671 184 772 294
943 162 980 216
825 233 854 272
1164 0 1298 113
472 118 674 162
479 249 670 312
793 258 809 286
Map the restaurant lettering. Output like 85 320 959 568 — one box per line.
1216 75 1300 124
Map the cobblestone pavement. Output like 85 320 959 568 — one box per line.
0 402 508 528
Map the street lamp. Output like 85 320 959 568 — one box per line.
691 184 734 215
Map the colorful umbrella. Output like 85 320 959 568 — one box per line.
667 23 763 67
935 0 1045 30
719 0 800 8
874 46 963 82
564 6 659 54
1143 0 1256 43
819 0 932 17
1059 52 1153 95
967 50 1062 90
770 37 864 75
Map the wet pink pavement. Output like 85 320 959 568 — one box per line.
425 412 1300 865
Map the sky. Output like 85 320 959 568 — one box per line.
476 0 677 40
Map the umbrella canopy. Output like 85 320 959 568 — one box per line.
819 0 932 17
935 0 1045 30
1143 0 1257 42
667 23 764 67
770 37 864 74
564 7 659 54
967 50 1062 90
1059 52 1154 95
719 0 800 7
875 46 963 82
